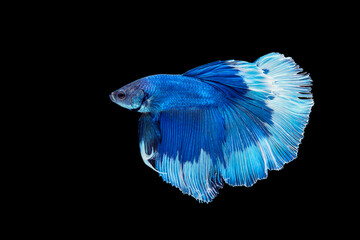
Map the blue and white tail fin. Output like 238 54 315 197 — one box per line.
220 53 313 187
253 52 314 170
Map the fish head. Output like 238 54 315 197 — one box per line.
110 80 147 112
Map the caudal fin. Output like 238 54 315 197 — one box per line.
252 53 314 170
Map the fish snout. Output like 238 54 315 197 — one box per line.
109 92 117 102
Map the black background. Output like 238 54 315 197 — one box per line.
43 4 351 235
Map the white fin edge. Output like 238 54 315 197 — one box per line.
140 140 166 174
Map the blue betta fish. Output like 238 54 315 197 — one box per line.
110 53 313 203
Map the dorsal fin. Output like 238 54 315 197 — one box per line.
183 60 248 90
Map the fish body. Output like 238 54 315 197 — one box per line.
110 53 314 203
111 74 224 112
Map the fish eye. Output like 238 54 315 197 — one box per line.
117 91 126 99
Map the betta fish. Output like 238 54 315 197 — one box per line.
110 53 314 203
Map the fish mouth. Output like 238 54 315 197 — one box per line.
109 92 116 102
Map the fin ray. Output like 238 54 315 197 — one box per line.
155 109 225 203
